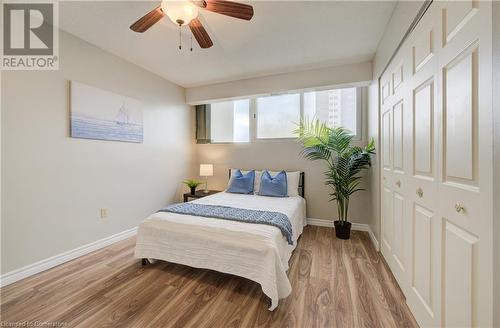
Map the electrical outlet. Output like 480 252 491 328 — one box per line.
100 208 108 218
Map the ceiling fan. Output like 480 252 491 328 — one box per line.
130 0 254 49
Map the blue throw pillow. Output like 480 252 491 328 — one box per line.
259 170 288 197
227 170 255 194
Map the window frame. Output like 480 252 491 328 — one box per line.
208 98 252 144
253 92 303 141
206 87 363 144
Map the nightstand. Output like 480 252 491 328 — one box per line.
183 190 221 202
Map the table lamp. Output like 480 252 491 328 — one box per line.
199 164 213 193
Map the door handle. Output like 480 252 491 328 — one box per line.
416 187 423 198
455 203 466 213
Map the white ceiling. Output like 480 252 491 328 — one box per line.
59 1 396 88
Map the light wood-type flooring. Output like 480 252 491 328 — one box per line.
0 226 418 327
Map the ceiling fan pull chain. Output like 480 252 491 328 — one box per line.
190 34 193 52
178 25 182 50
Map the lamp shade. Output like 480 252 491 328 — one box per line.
199 164 213 177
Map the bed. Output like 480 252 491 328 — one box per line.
134 172 305 310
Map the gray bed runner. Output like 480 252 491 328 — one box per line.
158 203 293 245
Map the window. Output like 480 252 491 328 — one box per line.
304 87 359 135
210 99 250 143
204 87 362 143
256 94 300 139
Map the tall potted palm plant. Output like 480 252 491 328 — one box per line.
294 120 375 239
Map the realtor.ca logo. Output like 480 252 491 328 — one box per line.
1 1 59 70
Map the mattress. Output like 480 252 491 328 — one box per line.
134 191 306 310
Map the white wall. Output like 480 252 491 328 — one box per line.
193 88 371 224
372 1 426 78
188 61 373 224
367 81 380 239
367 0 425 241
1 31 193 273
195 140 370 223
186 62 372 105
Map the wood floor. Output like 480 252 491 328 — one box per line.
0 226 418 327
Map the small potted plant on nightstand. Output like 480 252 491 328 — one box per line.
184 179 203 196
295 120 375 240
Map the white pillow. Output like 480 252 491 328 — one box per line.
282 171 301 197
229 169 301 197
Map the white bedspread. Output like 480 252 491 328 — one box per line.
134 192 306 310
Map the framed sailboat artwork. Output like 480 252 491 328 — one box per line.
70 81 143 143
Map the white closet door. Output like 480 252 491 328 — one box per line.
404 8 441 327
437 1 493 327
381 107 393 256
380 50 411 292
378 1 493 327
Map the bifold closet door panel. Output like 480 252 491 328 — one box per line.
379 36 412 294
404 6 442 327
437 1 493 327
381 96 394 261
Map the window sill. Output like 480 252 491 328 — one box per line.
199 136 365 146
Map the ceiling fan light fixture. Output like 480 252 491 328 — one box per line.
161 0 199 26
130 0 254 49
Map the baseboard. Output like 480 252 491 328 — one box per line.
0 227 137 287
306 217 335 227
306 218 380 251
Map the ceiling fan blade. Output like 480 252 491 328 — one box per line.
189 18 213 49
130 6 165 33
197 0 254 20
